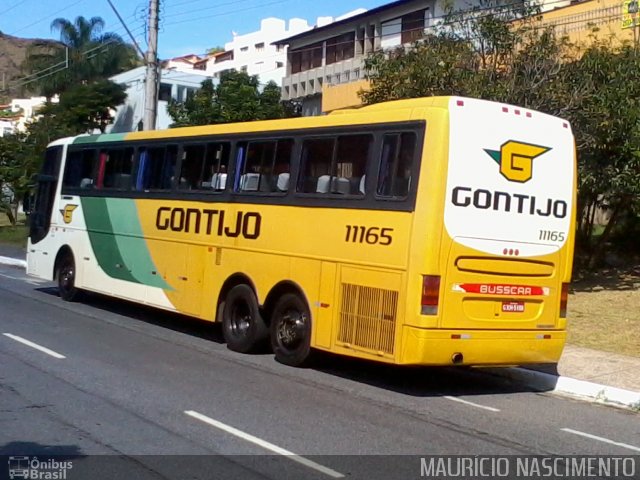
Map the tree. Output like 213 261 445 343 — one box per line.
0 133 27 224
359 3 640 267
167 71 291 127
23 16 139 97
206 46 225 55
39 80 127 134
565 41 640 266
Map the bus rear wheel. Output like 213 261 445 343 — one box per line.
270 293 312 367
222 284 268 353
57 254 80 302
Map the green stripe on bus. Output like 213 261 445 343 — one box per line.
104 198 171 290
73 133 128 144
80 197 139 284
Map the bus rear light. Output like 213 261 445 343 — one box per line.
559 283 569 318
421 275 441 315
456 100 464 106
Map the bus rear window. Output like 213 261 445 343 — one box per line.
377 132 416 198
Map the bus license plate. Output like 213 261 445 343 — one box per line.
502 301 525 313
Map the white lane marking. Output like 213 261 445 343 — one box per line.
0 272 21 281
185 410 344 478
443 396 501 412
3 333 66 359
561 428 640 452
0 272 46 285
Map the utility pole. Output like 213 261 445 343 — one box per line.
143 0 159 130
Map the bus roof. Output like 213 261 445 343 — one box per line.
69 96 456 146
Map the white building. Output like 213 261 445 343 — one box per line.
204 17 312 86
108 66 213 132
0 96 59 135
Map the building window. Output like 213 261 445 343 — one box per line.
158 83 172 101
325 32 355 65
255 42 265 51
401 9 426 44
240 46 248 52
241 65 248 72
276 61 284 68
290 42 322 74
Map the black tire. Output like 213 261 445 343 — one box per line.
57 253 80 302
222 284 268 353
270 293 312 367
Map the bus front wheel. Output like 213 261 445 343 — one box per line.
57 254 79 302
270 293 312 367
222 284 268 353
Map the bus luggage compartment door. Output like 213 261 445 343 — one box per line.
440 240 561 330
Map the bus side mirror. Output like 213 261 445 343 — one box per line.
22 192 34 215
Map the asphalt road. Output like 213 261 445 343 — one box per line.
0 263 638 480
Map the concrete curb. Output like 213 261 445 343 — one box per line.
0 255 27 269
485 367 640 409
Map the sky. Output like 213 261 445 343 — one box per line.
0 0 389 59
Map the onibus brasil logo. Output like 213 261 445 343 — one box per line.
484 140 551 183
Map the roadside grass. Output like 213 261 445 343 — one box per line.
567 266 640 357
0 224 28 246
0 213 28 246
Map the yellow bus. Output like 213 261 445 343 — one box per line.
26 96 576 367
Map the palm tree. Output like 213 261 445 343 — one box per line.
23 16 140 97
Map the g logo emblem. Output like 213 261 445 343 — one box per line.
484 141 550 183
60 204 78 224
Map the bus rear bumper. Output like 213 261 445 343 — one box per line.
400 326 566 366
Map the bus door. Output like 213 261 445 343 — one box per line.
29 146 62 244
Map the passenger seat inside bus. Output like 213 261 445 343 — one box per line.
239 173 260 191
211 173 227 190
316 175 330 193
276 173 289 192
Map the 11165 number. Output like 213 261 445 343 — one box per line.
345 226 393 245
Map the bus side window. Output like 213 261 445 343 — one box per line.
135 145 178 191
335 134 371 195
178 144 206 190
102 148 134 190
377 132 416 198
298 138 334 193
206 142 231 191
235 139 292 193
298 135 370 195
63 149 97 189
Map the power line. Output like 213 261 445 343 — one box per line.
8 0 86 36
106 0 146 58
162 0 269 20
0 0 29 17
163 0 292 28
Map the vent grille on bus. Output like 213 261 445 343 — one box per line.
337 283 398 356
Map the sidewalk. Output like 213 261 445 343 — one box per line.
0 248 638 408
